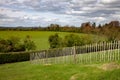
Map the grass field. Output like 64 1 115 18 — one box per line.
0 61 120 80
0 49 120 80
0 31 119 80
0 31 106 50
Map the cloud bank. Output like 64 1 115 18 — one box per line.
0 0 120 27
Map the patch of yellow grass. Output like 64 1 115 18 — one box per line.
99 62 120 71
70 73 79 80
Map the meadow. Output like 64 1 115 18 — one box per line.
0 61 120 80
0 49 120 80
0 31 105 50
1 31 119 80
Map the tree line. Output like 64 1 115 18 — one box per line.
0 20 120 41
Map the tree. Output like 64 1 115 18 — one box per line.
24 35 36 51
81 22 93 33
92 22 96 28
48 33 62 48
64 34 83 47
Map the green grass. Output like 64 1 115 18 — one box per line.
0 49 120 80
0 31 106 50
0 61 120 80
0 31 119 80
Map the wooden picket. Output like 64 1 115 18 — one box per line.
30 41 120 64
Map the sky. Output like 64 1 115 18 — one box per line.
0 0 120 27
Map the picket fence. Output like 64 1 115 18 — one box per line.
30 41 120 64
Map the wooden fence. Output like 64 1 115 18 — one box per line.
30 41 120 64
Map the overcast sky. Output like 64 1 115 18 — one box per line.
0 0 120 27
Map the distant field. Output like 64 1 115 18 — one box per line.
0 31 106 50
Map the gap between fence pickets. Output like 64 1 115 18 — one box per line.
30 41 120 64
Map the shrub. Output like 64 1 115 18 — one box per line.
64 34 82 47
48 33 96 48
0 36 36 52
24 35 36 51
0 52 30 64
48 33 62 48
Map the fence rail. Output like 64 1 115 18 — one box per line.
30 41 120 64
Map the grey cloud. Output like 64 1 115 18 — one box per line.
23 0 70 12
99 0 120 9
0 0 120 27
0 0 120 15
79 9 116 17
0 14 9 19
1 0 119 17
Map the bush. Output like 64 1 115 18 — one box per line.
24 35 36 51
48 33 62 48
48 33 96 48
64 34 82 47
0 36 36 52
0 52 30 64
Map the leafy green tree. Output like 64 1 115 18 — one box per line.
64 34 83 47
48 33 62 48
24 35 36 51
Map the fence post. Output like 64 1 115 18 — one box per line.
118 41 120 60
89 44 91 64
95 43 98 62
73 46 76 64
114 41 117 60
108 42 110 62
110 41 112 61
30 52 34 64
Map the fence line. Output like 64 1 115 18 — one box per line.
30 41 120 64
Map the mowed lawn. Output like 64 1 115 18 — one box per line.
0 31 105 50
0 61 120 80
0 50 120 80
